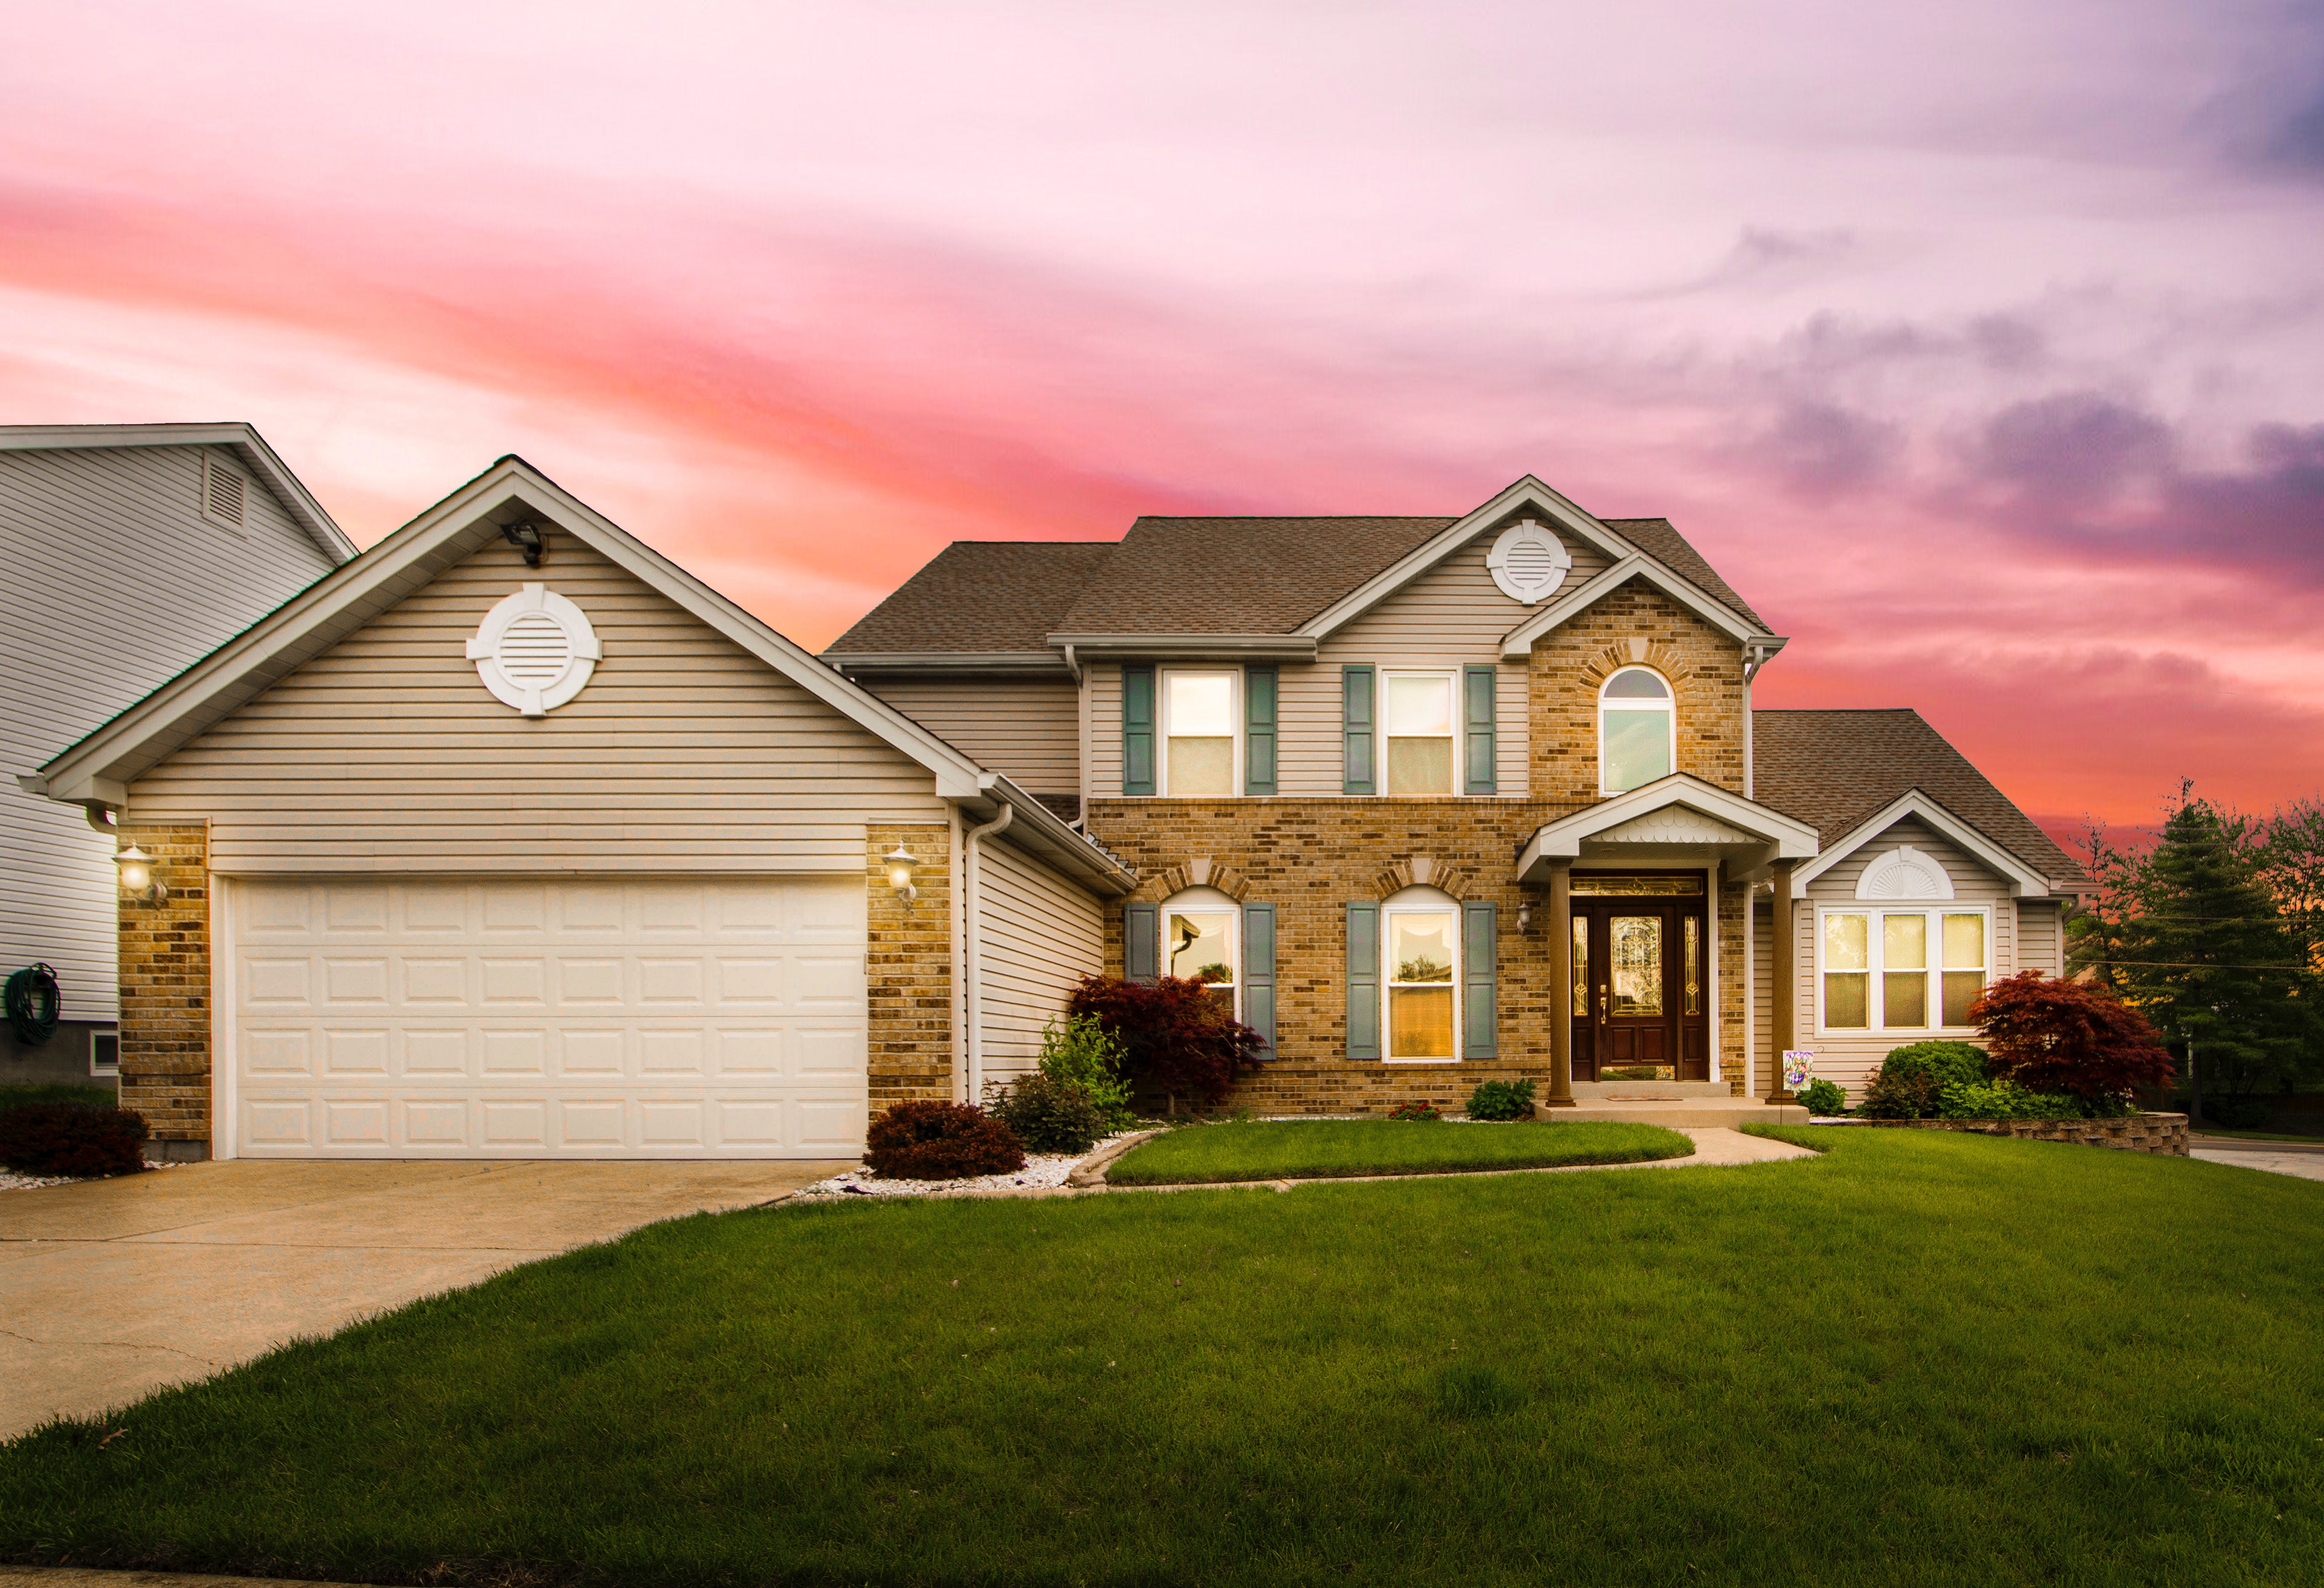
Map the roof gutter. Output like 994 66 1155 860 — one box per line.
1044 633 1318 661
960 773 1138 896
825 651 1074 677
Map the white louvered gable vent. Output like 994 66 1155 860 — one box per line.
1485 520 1572 604
203 452 247 528
1855 845 1956 901
466 583 602 717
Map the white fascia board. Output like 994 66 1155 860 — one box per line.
827 652 1073 676
1044 634 1318 661
1789 789 2051 899
42 457 992 806
1295 476 1643 641
0 421 356 565
1501 555 1765 656
1519 775 1822 871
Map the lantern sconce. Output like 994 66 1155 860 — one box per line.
115 844 169 906
883 844 920 909
1516 898 1534 934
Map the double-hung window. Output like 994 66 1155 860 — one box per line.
1385 902 1459 1060
1383 671 1456 795
1162 669 1237 796
1819 907 1989 1032
1166 892 1238 1013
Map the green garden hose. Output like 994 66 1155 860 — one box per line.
5 963 61 1045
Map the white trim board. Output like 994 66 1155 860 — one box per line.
1787 789 2051 899
1516 774 1820 880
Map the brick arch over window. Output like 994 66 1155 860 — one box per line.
1526 581 1750 803
1135 855 1253 904
1370 855 1476 903
1576 638 1691 694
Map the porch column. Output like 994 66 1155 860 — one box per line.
1545 858 1574 1107
1766 857 1797 1103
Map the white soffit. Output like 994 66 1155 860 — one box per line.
1790 789 2051 899
1594 808 1764 847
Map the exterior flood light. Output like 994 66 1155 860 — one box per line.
884 845 921 908
114 844 168 906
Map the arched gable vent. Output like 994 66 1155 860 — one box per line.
1855 844 1955 901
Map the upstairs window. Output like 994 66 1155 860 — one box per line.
1162 670 1237 796
1599 667 1674 794
1384 671 1456 795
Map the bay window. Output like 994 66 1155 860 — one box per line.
1819 907 1989 1032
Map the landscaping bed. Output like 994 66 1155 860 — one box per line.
4 1128 2319 1587
1107 1118 1694 1184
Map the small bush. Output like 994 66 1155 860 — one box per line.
1387 1100 1443 1121
1035 1014 1135 1125
985 1071 1110 1155
1881 1041 1989 1093
1796 1078 1847 1116
1465 1080 1536 1121
863 1101 1025 1180
0 1103 148 1177
1067 975 1269 1110
1938 1079 2080 1121
1859 1068 1938 1119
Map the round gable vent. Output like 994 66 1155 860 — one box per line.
1486 520 1572 604
466 583 601 718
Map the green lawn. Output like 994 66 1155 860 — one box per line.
5 1130 2323 1586
1109 1119 1693 1184
2192 1126 2324 1145
0 1082 117 1112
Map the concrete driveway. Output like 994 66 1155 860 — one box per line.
0 1157 847 1440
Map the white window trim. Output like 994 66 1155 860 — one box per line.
1158 667 1241 798
1163 887 1240 1019
1378 668 1463 798
1814 902 1992 1036
1383 893 1462 1064
1598 666 1677 797
90 1028 120 1077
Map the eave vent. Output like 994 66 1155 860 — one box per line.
203 453 247 528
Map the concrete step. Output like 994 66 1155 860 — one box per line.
1569 1080 1737 1101
1542 1099 1811 1127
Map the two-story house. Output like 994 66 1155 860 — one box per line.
50 463 2076 1161
828 474 2084 1112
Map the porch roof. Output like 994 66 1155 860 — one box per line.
1516 775 1821 883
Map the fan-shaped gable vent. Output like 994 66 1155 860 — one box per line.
465 583 602 717
1855 844 1956 901
203 454 247 528
1485 520 1572 604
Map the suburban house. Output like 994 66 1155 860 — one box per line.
4 425 354 1089
42 462 2080 1161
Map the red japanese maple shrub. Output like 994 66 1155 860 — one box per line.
1066 974 1269 1110
0 1103 149 1178
1969 972 2177 1103
863 1101 1025 1180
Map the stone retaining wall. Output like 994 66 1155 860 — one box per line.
1860 1112 2187 1157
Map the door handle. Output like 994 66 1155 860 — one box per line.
1597 988 1608 1019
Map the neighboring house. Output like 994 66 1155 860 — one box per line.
39 457 1133 1159
827 474 2085 1112
4 425 354 1089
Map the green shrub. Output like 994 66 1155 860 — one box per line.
985 1071 1111 1154
1035 1014 1135 1125
1882 1041 1989 1092
1387 1100 1443 1121
1464 1079 1536 1121
1796 1078 1847 1116
0 1103 147 1177
1938 1079 2081 1120
1858 1068 1938 1119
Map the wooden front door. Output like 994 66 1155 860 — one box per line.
1571 893 1711 1082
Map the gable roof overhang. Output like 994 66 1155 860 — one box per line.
827 652 1076 677
1516 775 1821 884
37 457 1137 908
1498 554 1777 657
1784 788 2054 900
0 422 357 565
1041 633 1319 662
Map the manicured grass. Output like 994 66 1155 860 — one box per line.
0 1082 116 1112
1108 1118 1693 1184
6 1130 2324 1587
2192 1126 2324 1145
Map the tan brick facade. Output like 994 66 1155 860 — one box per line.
866 823 956 1105
1528 579 1749 801
115 823 212 1158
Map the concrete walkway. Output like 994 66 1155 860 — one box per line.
0 1157 846 1440
2188 1134 2324 1183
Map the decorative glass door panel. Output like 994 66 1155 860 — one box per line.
1571 880 1711 1084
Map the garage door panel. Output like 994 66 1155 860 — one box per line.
232 878 867 1158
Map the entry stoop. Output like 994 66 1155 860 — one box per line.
1545 1087 1809 1126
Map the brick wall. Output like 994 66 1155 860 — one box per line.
115 823 211 1158
866 823 955 1106
1861 1113 2189 1157
1527 580 1749 801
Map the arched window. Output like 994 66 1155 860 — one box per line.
1598 667 1674 794
1164 886 1239 1012
1382 885 1460 1062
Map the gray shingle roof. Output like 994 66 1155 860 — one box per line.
1752 709 2084 888
827 509 1767 654
826 541 1115 654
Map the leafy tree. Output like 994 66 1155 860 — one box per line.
2070 787 2322 1099
1969 972 2176 1103
1066 974 1268 1112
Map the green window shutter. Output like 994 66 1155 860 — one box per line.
1124 902 1159 984
1462 900 1498 1059
1244 665 1279 796
1464 665 1497 795
1346 901 1381 1061
1241 902 1276 1054
1121 665 1155 796
1342 664 1376 795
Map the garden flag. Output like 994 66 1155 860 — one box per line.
1783 1051 1816 1091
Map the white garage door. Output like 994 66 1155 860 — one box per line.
226 877 867 1158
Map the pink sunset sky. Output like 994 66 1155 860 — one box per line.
5 1 2322 839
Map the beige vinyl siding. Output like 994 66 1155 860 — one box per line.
1088 662 1124 799
978 836 1104 1080
2016 899 2063 976
1793 817 2023 1093
131 536 947 872
0 445 338 1018
864 676 1078 794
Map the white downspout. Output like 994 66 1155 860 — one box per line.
962 802 1015 1107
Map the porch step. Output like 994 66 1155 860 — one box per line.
1542 1098 1810 1127
1568 1080 1736 1102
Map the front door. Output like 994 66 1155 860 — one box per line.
1571 890 1710 1082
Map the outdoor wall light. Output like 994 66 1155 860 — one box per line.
114 844 168 906
884 844 921 908
1516 900 1534 934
